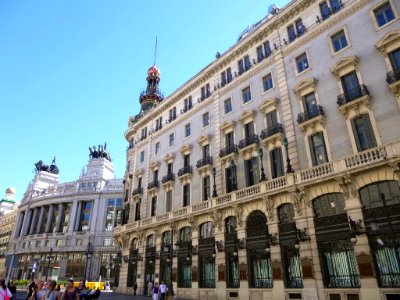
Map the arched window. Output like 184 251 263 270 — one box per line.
180 227 192 242
225 216 237 234
246 210 268 239
313 193 345 217
200 222 215 238
278 203 295 224
225 216 239 288
147 235 155 247
162 231 172 246
359 180 400 209
131 238 138 250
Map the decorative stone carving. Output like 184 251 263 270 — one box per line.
234 204 244 227
291 187 307 215
188 217 198 232
336 175 357 199
262 196 275 221
211 210 223 231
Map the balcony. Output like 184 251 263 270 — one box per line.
161 173 175 185
147 180 159 192
181 104 193 114
297 105 326 133
132 187 142 200
178 166 193 177
260 123 284 148
168 115 177 123
336 85 371 117
238 134 259 149
387 68 400 98
219 145 238 158
196 156 213 169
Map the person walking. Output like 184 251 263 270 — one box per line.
26 279 36 300
60 280 80 300
147 281 153 297
159 281 167 300
152 283 159 300
133 282 138 296
0 279 12 300
31 281 45 300
42 280 59 300
7 280 16 300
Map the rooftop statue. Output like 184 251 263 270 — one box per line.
89 142 112 162
34 157 59 174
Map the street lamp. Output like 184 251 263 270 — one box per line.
45 248 54 282
212 167 218 198
283 137 294 173
83 242 94 282
230 159 237 191
258 148 267 181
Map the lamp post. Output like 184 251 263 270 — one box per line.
83 242 94 282
45 248 54 282
212 167 218 198
258 148 267 181
283 137 294 173
230 159 237 191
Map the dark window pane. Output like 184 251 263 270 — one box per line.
351 114 377 151
374 3 395 27
310 132 329 166
332 30 348 52
320 2 331 20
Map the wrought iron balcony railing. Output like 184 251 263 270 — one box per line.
297 105 325 124
147 180 159 190
161 173 175 184
196 156 213 168
178 166 192 177
260 123 284 139
219 145 238 158
386 68 400 85
337 84 369 106
238 134 259 149
132 187 143 196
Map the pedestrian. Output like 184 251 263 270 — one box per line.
152 282 159 300
159 281 167 300
7 280 17 300
42 280 59 300
60 279 80 300
31 281 45 300
0 279 12 300
147 281 153 297
26 279 36 300
133 282 137 296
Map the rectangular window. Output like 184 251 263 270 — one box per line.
320 1 331 20
225 167 236 193
155 117 162 131
141 127 147 140
262 73 273 92
330 0 342 13
201 84 210 100
151 196 157 217
238 59 244 75
225 132 234 148
244 121 255 138
140 151 145 163
257 46 264 62
374 2 395 27
153 169 159 182
169 107 177 121
202 112 210 127
184 154 190 167
389 48 400 70
221 71 227 86
166 191 172 212
138 177 142 189
227 67 232 83
155 142 160 155
203 176 211 201
331 30 348 52
184 96 192 111
169 133 175 147
351 114 377 151
295 19 305 37
245 158 260 187
135 200 141 221
310 132 329 166
203 144 210 159
167 163 173 175
183 184 190 207
303 92 317 114
270 148 284 178
185 123 191 137
266 110 278 128
341 71 361 101
244 55 251 71
242 87 252 104
296 53 309 73
224 98 232 114
288 24 296 42
264 41 272 57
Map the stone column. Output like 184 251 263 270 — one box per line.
36 207 45 234
45 205 55 233
55 204 64 233
74 201 83 231
236 227 248 299
14 211 25 238
29 208 39 235
21 209 32 236
67 201 78 234
214 228 225 300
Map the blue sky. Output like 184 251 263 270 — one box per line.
0 0 288 199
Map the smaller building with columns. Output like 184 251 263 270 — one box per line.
9 153 124 284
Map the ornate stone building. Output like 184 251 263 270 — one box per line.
114 0 400 299
9 152 124 284
0 188 18 279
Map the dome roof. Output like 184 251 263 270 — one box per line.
148 64 160 77
6 187 16 194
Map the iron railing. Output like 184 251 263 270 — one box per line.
260 123 284 139
196 156 213 168
178 166 192 177
297 105 325 124
132 187 143 196
386 68 400 84
219 145 238 158
161 173 175 184
238 134 259 149
337 84 369 106
147 180 159 190
282 244 303 288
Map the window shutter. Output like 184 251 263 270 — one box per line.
351 118 362 151
363 115 377 149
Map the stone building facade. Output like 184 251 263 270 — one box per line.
114 0 400 299
10 156 123 284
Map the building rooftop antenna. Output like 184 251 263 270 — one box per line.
154 37 158 65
